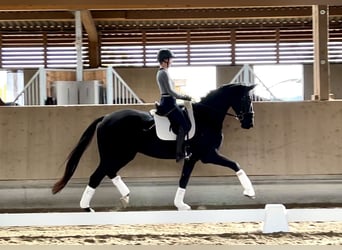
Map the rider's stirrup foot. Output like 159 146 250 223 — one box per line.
184 146 192 160
184 152 192 160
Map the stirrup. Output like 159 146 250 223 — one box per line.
184 152 192 160
184 146 192 160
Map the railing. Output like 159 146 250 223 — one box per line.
230 64 277 101
12 67 143 105
106 67 143 104
12 67 47 105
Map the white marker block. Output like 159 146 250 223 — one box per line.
262 204 289 233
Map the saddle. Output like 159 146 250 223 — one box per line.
150 101 196 141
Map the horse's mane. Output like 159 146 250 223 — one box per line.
200 83 238 102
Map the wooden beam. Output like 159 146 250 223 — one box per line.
80 10 97 42
80 10 100 68
312 5 330 101
0 6 341 22
0 0 341 11
0 11 73 21
91 8 314 21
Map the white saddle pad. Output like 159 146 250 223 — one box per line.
150 101 196 141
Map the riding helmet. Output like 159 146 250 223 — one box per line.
157 49 175 63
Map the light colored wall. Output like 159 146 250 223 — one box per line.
330 64 342 99
24 69 39 85
303 64 314 100
116 68 157 103
216 65 242 86
303 64 342 100
1 101 342 181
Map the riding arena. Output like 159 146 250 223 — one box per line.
1 1 342 246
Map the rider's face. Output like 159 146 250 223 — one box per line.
167 58 173 67
162 58 173 68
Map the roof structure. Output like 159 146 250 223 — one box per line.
0 7 341 32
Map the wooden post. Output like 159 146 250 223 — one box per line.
88 41 101 68
311 5 331 101
75 10 83 81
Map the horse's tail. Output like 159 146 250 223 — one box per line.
52 116 105 194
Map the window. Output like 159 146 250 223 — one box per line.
168 66 216 101
0 70 24 104
253 64 303 101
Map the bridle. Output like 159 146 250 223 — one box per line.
230 94 254 122
202 94 254 122
226 111 240 120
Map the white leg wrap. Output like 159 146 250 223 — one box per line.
80 185 95 210
111 176 130 207
236 169 256 198
174 187 191 211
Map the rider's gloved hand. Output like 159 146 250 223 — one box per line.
183 95 192 101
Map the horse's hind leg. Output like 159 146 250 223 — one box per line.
104 158 133 208
110 175 130 208
80 164 106 212
79 159 132 211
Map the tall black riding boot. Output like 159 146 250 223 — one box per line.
176 127 185 162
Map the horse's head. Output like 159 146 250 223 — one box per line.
198 83 256 130
230 84 256 129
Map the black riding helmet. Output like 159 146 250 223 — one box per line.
157 49 175 63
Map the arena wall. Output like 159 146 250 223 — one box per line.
1 101 342 182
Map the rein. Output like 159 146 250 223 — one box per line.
196 102 240 120
226 111 240 119
196 97 253 122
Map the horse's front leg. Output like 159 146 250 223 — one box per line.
174 159 196 211
201 149 255 199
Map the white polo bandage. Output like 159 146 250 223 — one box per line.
80 185 95 209
111 176 130 197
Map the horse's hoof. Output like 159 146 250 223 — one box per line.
83 207 95 212
176 204 191 211
245 194 256 199
177 207 191 211
243 190 256 199
120 195 130 208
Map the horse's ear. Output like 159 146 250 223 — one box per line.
247 84 257 92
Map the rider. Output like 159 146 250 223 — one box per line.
156 48 192 162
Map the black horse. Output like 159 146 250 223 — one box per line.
52 83 256 211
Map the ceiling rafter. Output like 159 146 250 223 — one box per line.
0 11 73 21
0 6 340 50
0 0 341 11
0 6 341 22
80 10 97 42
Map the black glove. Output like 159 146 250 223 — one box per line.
183 95 192 101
